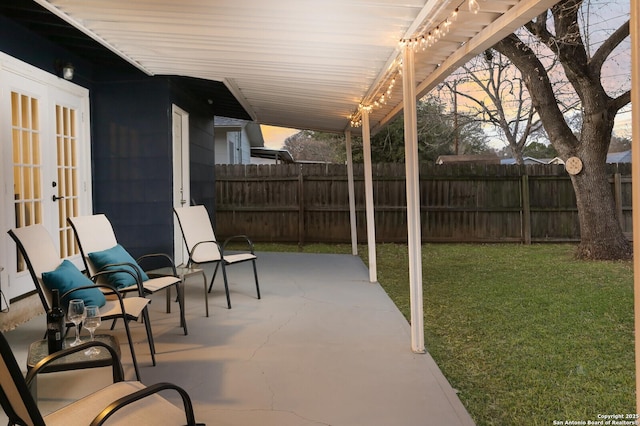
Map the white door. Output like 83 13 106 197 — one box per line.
0 54 91 301
172 105 190 266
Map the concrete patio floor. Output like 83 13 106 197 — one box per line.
1 251 475 425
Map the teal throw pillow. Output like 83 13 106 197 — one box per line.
88 244 149 289
42 260 106 309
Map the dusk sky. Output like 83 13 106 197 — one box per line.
261 124 299 149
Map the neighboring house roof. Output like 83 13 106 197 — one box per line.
500 151 632 165
436 154 501 165
251 147 295 164
214 117 245 127
214 116 265 147
500 157 550 165
607 150 631 163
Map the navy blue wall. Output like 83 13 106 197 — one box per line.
92 78 175 257
0 15 94 88
186 115 216 220
92 78 218 258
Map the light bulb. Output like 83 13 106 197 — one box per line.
468 0 480 14
420 36 427 50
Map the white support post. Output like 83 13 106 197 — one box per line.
630 0 640 413
345 130 358 255
402 46 425 354
361 109 377 283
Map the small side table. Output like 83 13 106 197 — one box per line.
150 266 208 318
26 334 120 400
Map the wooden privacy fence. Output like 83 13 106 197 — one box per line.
213 162 632 244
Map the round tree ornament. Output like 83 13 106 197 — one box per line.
565 156 583 175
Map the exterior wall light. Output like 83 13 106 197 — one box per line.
62 63 74 80
55 60 75 80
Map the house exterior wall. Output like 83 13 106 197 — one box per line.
215 127 252 164
91 78 174 258
230 131 243 163
92 78 217 259
0 16 219 329
239 129 252 163
214 130 230 163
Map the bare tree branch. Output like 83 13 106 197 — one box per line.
591 20 630 74
494 33 578 154
609 90 631 114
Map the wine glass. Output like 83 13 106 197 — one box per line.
67 299 86 347
83 305 102 356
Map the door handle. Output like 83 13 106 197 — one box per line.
52 195 64 202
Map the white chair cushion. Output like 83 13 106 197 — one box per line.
224 252 256 264
190 241 222 263
44 381 190 426
100 297 150 320
137 275 181 293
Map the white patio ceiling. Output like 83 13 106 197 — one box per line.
35 0 559 135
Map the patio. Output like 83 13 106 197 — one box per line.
1 251 474 425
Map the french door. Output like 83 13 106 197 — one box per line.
0 54 92 301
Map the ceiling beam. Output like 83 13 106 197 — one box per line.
224 78 258 121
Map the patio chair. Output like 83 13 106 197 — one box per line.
68 214 186 336
7 225 151 381
0 331 203 426
173 205 260 309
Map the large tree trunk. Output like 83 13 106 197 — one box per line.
572 148 632 260
572 82 632 260
493 0 631 260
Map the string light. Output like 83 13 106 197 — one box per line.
350 1 479 128
349 59 403 127
399 1 476 51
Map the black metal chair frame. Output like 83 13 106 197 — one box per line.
0 331 202 426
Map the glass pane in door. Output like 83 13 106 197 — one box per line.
11 91 42 271
55 104 80 258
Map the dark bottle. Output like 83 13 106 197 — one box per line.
46 289 65 354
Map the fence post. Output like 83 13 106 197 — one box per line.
614 171 624 229
521 173 532 244
345 131 358 255
298 165 305 247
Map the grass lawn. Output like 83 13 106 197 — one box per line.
252 242 636 425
